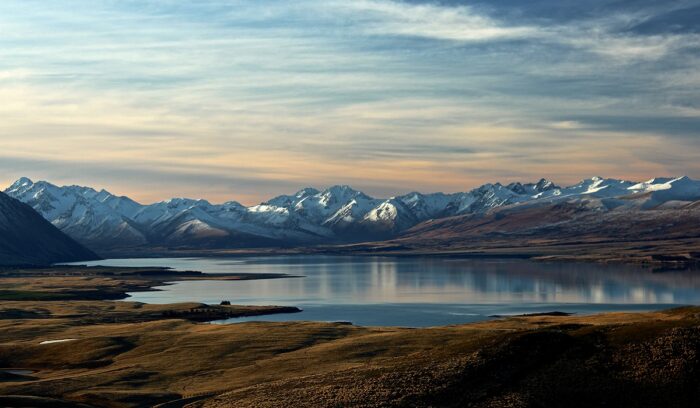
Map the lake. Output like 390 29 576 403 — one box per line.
71 256 700 327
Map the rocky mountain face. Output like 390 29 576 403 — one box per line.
0 191 98 265
395 176 700 254
5 176 700 252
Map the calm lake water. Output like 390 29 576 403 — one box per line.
71 256 700 327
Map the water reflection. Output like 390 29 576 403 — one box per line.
71 256 700 326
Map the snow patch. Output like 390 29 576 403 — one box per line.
40 338 76 345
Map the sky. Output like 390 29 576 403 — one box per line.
0 0 699 205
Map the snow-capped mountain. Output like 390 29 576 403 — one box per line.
5 178 148 248
398 176 700 253
268 185 377 225
627 176 700 208
552 177 636 199
4 178 336 250
5 176 700 252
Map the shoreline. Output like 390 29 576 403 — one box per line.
0 265 303 324
2 264 700 406
0 265 299 302
1 303 699 407
2 262 694 328
95 237 700 269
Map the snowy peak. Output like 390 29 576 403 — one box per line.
263 187 321 208
162 197 212 208
507 178 559 197
9 177 34 190
5 178 143 219
627 176 700 207
5 178 147 248
398 192 453 220
266 187 319 207
558 177 635 198
6 176 700 250
364 198 416 223
452 182 528 214
629 176 696 193
96 192 143 218
319 185 371 206
296 187 320 198
267 184 377 227
630 177 676 190
221 200 246 211
131 198 213 225
534 178 558 192
505 182 529 195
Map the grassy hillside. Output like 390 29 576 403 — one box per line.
1 302 699 407
2 266 699 407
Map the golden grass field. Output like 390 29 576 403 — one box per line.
1 267 700 407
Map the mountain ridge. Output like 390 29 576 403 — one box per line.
5 176 700 252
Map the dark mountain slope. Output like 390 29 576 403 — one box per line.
0 192 99 266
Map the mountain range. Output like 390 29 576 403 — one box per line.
5 176 700 254
0 191 98 265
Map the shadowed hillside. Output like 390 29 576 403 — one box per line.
0 192 98 266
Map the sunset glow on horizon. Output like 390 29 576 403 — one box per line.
1 0 699 204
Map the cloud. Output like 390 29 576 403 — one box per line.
549 121 583 130
0 0 698 202
563 29 700 61
328 0 539 42
321 0 699 62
